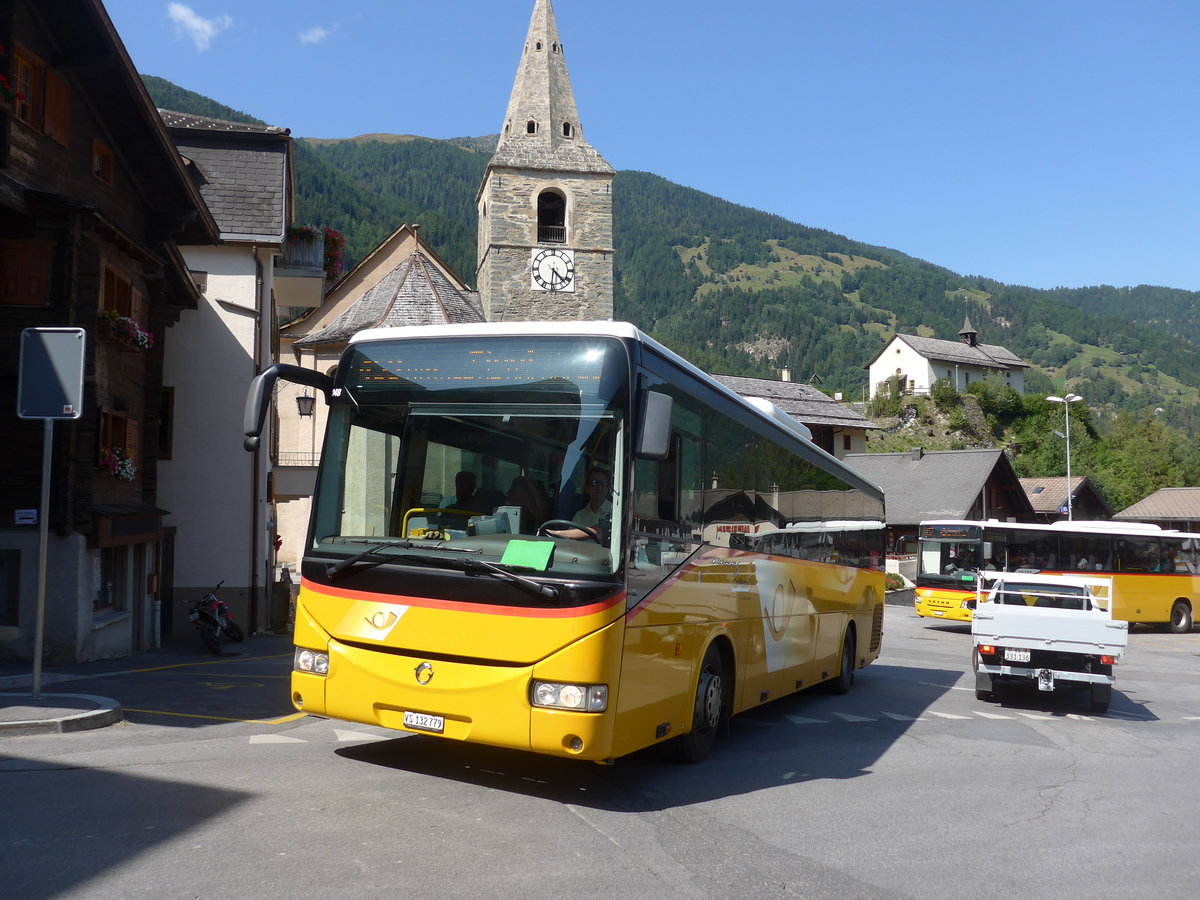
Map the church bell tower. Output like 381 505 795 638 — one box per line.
476 0 614 321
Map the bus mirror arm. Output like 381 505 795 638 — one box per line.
243 364 334 452
635 390 673 460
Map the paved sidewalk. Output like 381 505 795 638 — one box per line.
0 632 294 736
0 692 123 735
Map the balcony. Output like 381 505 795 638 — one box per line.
273 232 326 308
537 225 566 244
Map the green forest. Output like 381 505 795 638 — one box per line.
143 77 1200 512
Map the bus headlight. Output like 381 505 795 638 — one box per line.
295 648 329 676
531 681 608 712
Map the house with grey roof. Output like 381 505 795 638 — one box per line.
712 374 878 459
844 448 1036 551
1114 487 1200 533
157 110 322 635
1020 476 1113 523
867 317 1027 399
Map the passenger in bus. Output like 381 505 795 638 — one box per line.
507 476 551 532
441 471 481 512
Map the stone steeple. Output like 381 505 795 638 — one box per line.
491 0 613 175
477 0 614 322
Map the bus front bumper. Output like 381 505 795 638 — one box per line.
914 590 975 622
291 637 620 761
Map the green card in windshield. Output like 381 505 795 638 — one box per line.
501 539 554 572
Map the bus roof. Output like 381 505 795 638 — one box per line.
920 518 1196 540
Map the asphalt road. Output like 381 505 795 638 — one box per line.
2 608 1198 899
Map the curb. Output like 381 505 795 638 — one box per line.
0 693 124 736
885 588 915 608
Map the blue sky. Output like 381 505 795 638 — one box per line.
103 0 1200 292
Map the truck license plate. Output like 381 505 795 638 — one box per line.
1004 648 1031 663
403 711 445 734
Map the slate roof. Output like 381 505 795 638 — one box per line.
843 449 1019 525
295 250 484 347
1114 487 1200 523
887 334 1027 371
712 375 879 430
159 109 290 240
1019 476 1086 515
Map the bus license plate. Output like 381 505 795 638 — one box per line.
1004 648 1031 663
403 711 445 734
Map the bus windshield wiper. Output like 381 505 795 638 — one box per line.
455 557 560 601
326 540 420 578
329 547 558 600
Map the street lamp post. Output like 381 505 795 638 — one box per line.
1047 393 1083 520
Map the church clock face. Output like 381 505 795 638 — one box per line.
531 248 575 293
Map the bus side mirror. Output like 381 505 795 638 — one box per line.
244 364 333 451
635 390 672 460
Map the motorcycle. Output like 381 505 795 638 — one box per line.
186 580 245 655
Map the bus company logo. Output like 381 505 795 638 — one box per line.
366 610 399 631
414 662 435 685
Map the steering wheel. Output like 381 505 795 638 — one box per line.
536 519 603 545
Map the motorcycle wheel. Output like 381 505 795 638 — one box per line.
200 623 221 655
225 621 245 643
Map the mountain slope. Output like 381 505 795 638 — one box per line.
141 77 1200 427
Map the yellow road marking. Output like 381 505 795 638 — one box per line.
132 653 292 674
124 708 307 725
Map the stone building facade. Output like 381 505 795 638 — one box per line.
476 0 614 322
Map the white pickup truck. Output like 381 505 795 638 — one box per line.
971 572 1128 713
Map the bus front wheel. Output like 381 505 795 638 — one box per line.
1169 600 1193 634
673 643 725 763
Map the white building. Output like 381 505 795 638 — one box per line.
158 112 324 635
866 317 1027 398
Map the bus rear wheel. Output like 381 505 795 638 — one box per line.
672 643 725 763
826 627 856 695
1169 600 1193 634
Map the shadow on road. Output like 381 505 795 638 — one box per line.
0 755 249 899
335 664 957 811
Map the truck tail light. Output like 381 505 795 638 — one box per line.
1100 655 1116 666
978 644 997 657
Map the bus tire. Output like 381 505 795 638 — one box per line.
1169 600 1193 634
826 626 856 695
1090 684 1111 713
673 642 726 764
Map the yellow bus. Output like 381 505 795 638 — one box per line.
244 322 886 762
915 519 1200 632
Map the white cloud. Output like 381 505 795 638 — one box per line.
299 26 330 45
167 3 233 52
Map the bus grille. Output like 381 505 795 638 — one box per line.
869 603 883 653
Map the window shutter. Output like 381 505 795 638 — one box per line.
125 419 140 468
0 240 53 305
44 71 70 146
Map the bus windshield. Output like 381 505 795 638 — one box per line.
310 335 629 579
917 523 984 587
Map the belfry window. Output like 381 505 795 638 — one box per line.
526 120 538 135
537 191 566 244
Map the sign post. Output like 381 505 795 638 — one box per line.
17 328 86 699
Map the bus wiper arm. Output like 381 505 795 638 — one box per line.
459 558 560 601
326 540 419 578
